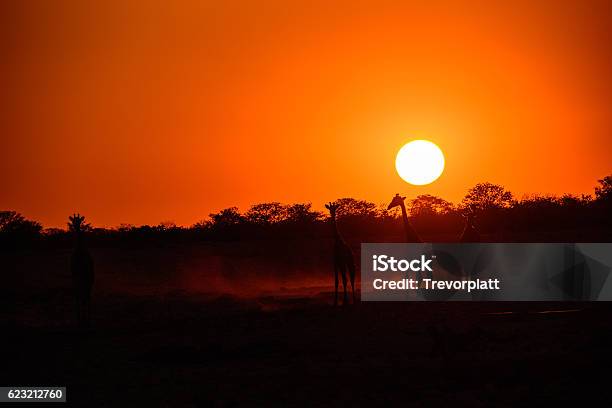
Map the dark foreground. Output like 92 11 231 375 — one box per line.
3 293 611 407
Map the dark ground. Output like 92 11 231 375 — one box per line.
2 242 612 406
4 296 612 407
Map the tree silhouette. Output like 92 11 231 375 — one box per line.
206 207 243 229
409 194 454 217
515 194 559 210
595 175 612 202
245 202 287 225
0 211 42 248
285 203 322 223
558 194 592 208
1 211 42 234
158 221 178 231
331 198 378 219
461 182 514 212
3 174 612 246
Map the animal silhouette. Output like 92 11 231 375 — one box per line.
459 213 481 242
387 194 422 242
69 213 94 328
325 202 356 306
387 193 431 286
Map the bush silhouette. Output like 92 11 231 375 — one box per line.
461 182 514 212
0 211 42 249
3 174 612 248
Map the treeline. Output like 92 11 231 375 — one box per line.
2 176 612 249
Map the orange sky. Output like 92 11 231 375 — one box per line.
3 0 612 227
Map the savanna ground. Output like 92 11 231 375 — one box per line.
3 239 611 407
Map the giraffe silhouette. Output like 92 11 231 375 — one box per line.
325 202 356 306
459 213 481 242
387 193 430 285
387 194 422 242
69 213 94 328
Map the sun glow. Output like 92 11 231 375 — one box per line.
395 140 445 185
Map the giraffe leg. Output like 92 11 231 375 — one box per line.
334 262 339 307
347 259 356 304
84 289 92 328
339 263 348 306
74 293 80 328
75 288 85 328
82 297 88 329
79 293 86 329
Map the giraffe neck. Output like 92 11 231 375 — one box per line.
330 216 342 241
75 230 85 248
399 203 420 242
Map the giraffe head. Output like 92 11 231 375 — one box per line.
68 213 86 234
325 202 340 219
387 193 406 210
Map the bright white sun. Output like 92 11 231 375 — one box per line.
395 140 445 185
